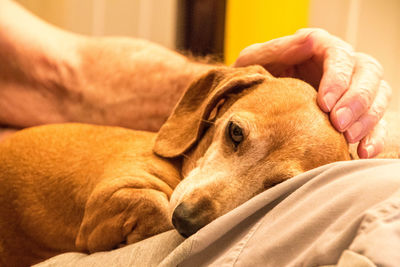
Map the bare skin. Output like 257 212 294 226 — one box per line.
0 0 391 158
0 0 212 132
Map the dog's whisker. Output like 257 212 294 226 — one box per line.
200 119 215 125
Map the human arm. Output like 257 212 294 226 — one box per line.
0 0 212 132
234 28 391 159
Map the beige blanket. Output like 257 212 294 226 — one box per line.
36 159 400 267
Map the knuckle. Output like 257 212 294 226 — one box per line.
370 104 385 120
302 28 329 44
297 27 329 37
355 52 384 77
356 88 373 111
326 44 355 59
297 28 355 64
373 119 387 145
296 28 330 49
364 119 387 148
324 48 355 78
335 42 354 54
237 44 255 58
381 80 392 99
329 69 352 91
378 118 388 131
297 28 356 54
369 94 388 121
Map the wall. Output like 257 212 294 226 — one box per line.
15 0 177 49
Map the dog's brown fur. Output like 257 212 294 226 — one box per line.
0 125 181 266
1 65 390 266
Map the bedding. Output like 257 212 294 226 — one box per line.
36 159 400 267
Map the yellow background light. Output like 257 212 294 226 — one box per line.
224 0 309 65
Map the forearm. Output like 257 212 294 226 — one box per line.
0 0 214 131
75 38 213 131
0 0 82 127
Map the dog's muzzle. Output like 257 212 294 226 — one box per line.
172 202 202 237
172 199 216 238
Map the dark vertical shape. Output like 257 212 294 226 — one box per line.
176 0 226 61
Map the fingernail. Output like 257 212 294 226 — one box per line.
366 145 375 158
336 107 353 130
323 92 336 112
346 121 364 142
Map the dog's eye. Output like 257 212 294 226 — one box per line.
228 121 243 145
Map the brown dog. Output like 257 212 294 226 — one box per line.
0 66 352 266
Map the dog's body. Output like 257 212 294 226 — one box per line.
0 66 395 266
0 125 180 266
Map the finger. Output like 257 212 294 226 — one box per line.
357 118 387 159
233 35 312 68
267 28 356 113
330 53 385 133
234 28 329 68
233 28 356 113
343 80 391 143
316 45 355 113
308 29 356 113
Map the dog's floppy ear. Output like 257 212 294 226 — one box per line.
154 65 268 158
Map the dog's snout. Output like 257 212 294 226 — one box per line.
172 202 201 238
172 200 215 238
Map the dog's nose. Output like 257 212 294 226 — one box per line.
172 202 204 238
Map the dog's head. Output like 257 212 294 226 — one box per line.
154 66 350 237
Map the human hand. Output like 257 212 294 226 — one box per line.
233 28 391 159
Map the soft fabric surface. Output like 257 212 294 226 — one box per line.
36 159 400 267
35 230 184 267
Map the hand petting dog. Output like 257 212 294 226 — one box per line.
234 28 392 159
